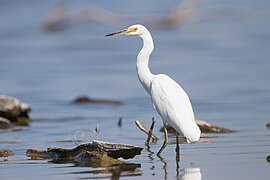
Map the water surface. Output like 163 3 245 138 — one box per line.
1 0 270 179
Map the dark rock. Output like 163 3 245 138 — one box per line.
161 119 235 134
0 95 31 126
74 151 123 167
72 96 123 105
267 155 270 163
26 140 143 162
196 120 235 134
266 122 270 128
0 150 15 157
0 117 11 129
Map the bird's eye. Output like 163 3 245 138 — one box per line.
129 27 138 32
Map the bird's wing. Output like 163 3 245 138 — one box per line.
150 74 200 143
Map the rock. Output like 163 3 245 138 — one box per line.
196 120 235 134
74 151 123 167
0 95 31 126
266 122 270 128
267 155 270 163
72 96 123 105
0 117 11 129
26 140 143 164
161 119 235 134
0 150 15 157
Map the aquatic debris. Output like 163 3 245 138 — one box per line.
117 117 123 127
266 122 270 128
145 118 156 146
0 150 15 157
0 95 31 126
72 96 123 105
161 119 235 134
26 140 143 164
135 119 158 144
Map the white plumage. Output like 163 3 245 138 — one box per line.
151 74 200 143
106 24 201 155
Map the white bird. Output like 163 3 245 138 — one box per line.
106 24 201 155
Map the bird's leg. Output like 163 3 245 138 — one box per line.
175 132 180 175
157 123 168 156
175 132 180 156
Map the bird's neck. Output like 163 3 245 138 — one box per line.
136 31 155 94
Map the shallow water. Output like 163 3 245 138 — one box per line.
1 0 270 179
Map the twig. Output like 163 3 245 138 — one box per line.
145 117 156 145
135 119 158 143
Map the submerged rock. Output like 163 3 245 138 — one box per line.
0 117 11 129
72 96 123 105
0 95 31 126
0 150 15 157
26 140 143 166
161 119 235 134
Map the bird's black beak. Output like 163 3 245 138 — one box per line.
105 29 127 37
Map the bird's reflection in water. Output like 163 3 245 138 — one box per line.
157 153 201 180
177 164 201 180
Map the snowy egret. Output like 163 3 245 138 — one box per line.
106 24 201 155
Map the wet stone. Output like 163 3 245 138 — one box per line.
0 150 15 157
0 117 11 129
26 140 143 165
0 95 31 126
196 120 235 134
161 119 235 134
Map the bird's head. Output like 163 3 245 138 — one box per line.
106 24 147 37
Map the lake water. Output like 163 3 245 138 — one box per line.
0 0 270 179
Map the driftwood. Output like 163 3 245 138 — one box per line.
26 140 143 164
145 118 156 145
0 150 15 157
135 120 158 143
0 95 31 126
160 119 235 134
72 96 123 105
